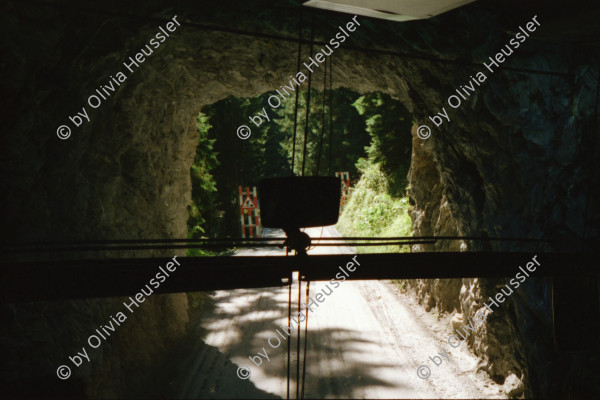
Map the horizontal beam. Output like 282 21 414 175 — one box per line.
0 256 293 304
300 252 597 280
0 252 596 303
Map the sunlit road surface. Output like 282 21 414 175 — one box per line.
165 227 503 399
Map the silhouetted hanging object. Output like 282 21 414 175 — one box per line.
258 176 340 255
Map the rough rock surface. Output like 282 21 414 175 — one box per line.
404 14 599 400
1 1 598 398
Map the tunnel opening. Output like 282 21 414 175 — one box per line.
187 88 414 244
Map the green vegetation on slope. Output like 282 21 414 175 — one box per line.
336 92 414 253
188 113 219 240
336 160 412 253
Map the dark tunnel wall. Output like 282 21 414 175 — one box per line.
1 0 599 398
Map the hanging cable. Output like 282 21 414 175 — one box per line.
300 280 311 399
300 15 315 177
286 299 292 399
285 249 291 400
296 277 302 399
290 13 303 176
315 55 327 176
328 56 333 176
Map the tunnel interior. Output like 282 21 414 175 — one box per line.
1 0 599 398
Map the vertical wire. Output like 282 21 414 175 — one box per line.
315 57 327 176
300 281 311 399
286 249 291 399
328 56 333 176
290 13 302 176
296 277 302 399
301 15 314 177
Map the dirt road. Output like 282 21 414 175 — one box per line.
150 227 504 399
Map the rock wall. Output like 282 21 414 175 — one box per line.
1 294 189 398
1 0 598 398
405 21 599 400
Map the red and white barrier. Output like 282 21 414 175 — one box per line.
238 186 262 238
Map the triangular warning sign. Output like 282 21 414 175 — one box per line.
242 196 256 209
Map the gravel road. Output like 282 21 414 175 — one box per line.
148 227 505 399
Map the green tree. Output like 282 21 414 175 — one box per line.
353 92 412 195
276 87 370 178
188 113 219 238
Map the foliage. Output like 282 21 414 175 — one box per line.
336 93 414 254
187 113 219 238
275 87 370 177
336 161 412 253
352 92 413 196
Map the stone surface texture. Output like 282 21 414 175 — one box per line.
0 1 598 398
